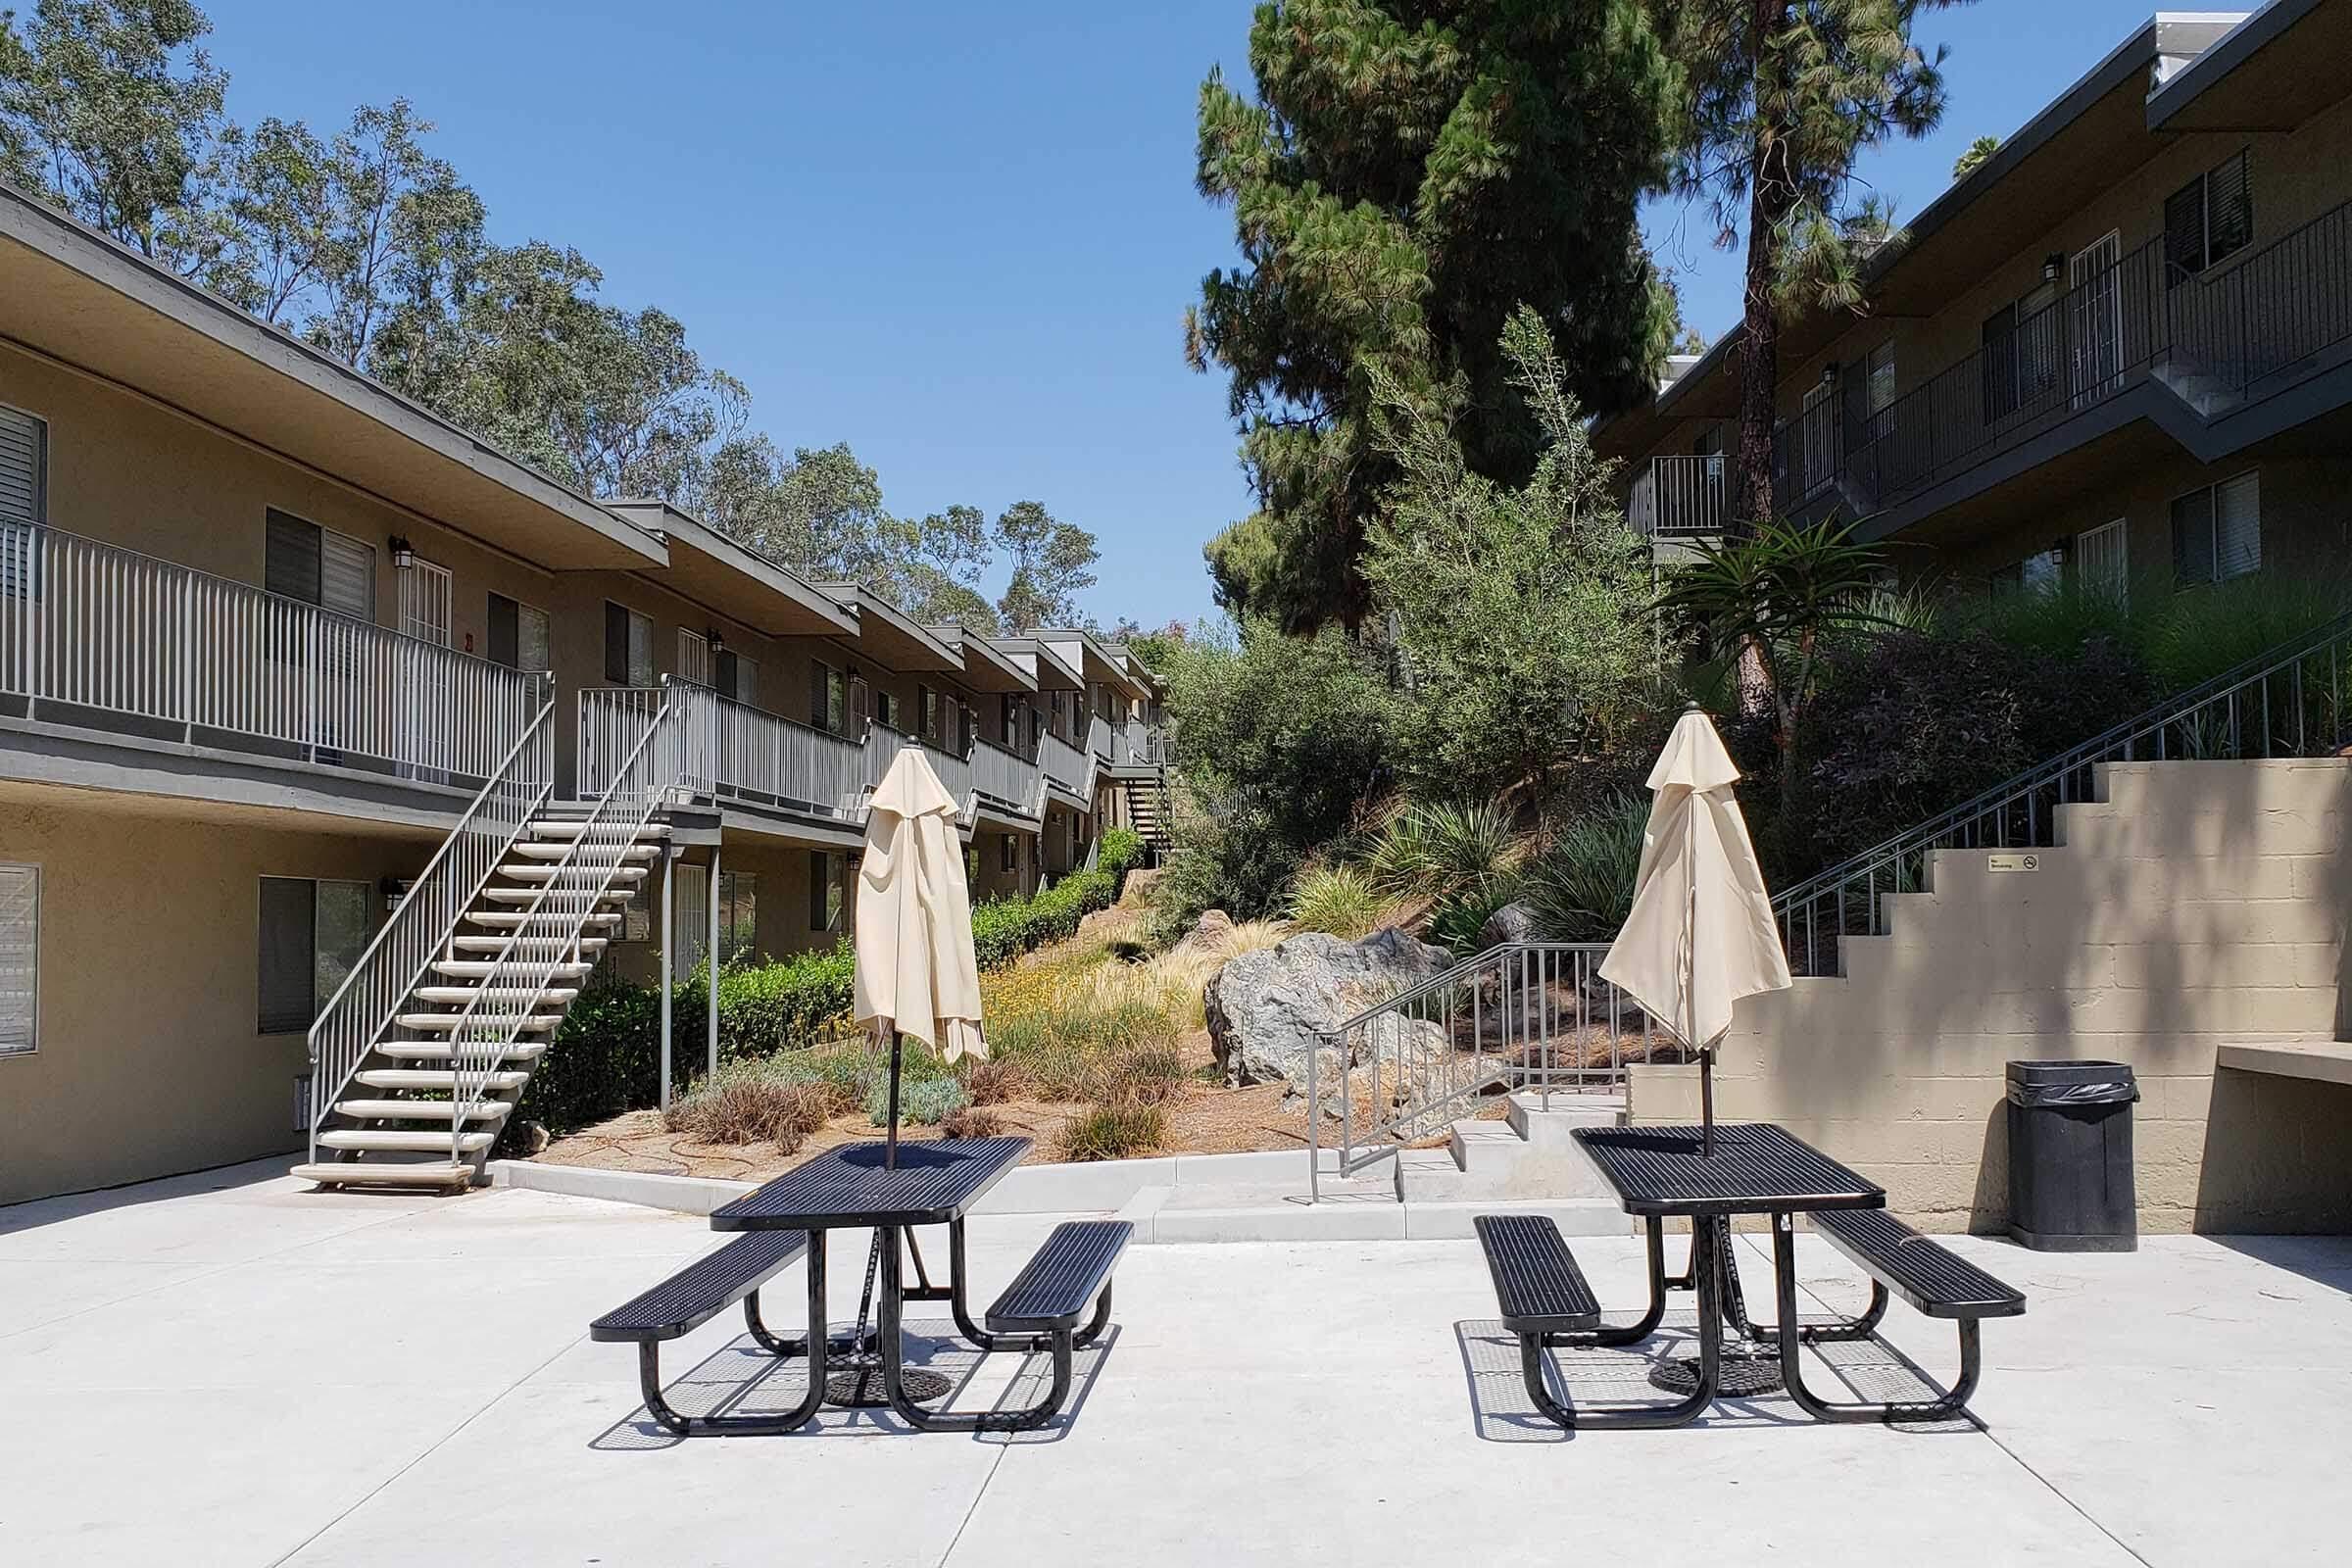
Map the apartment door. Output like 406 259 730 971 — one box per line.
397 556 453 778
1799 378 1837 500
2075 518 2128 604
2070 233 2124 407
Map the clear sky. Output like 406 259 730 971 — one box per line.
201 0 2186 630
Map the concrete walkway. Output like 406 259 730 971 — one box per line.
3 1159 2346 1566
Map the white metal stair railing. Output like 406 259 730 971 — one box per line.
580 683 715 804
1305 942 1662 1198
0 520 543 782
705 685 866 819
306 673 557 1163
443 692 691 1161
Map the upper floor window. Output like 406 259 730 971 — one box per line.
604 602 654 685
1862 340 1896 432
2172 471 2260 584
811 661 847 732
677 628 710 686
875 688 899 731
2166 151 2252 282
0 404 46 525
486 593 550 673
716 648 754 706
266 510 374 621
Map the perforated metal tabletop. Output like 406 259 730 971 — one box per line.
710 1138 1031 1231
1572 1123 1884 1218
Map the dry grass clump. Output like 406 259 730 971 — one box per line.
960 1055 1025 1106
662 1059 852 1152
1088 1043 1188 1106
1057 1099 1167 1161
940 1104 1007 1141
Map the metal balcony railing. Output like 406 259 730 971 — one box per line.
0 520 545 786
1039 728 1094 800
1629 456 1731 538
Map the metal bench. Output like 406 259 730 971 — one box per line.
886 1219 1130 1434
1477 1213 1651 1430
590 1230 827 1437
1771 1207 2027 1423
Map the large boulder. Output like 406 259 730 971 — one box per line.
1476 900 1539 951
1204 927 1454 1090
1169 907 1236 958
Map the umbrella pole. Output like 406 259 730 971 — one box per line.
1700 1047 1716 1156
885 1028 904 1171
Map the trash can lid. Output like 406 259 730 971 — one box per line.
2007 1058 2135 1086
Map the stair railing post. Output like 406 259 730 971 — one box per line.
660 845 676 1112
707 844 722 1083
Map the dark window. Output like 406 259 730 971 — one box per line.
604 602 630 683
259 876 369 1033
2172 471 2261 584
487 593 520 668
808 850 846 932
715 648 741 702
1000 833 1018 873
266 511 322 604
2166 151 2253 282
1981 305 2019 423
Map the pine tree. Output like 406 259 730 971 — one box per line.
1187 1 1679 631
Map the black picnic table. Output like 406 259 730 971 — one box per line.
708 1136 1034 1430
1564 1122 1886 1426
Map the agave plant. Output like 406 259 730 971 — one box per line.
1523 795 1650 943
1287 861 1387 939
1365 799 1525 907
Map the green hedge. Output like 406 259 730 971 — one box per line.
509 827 1150 1144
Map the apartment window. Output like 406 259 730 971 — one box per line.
2172 472 2261 584
399 555 451 646
716 649 754 705
1001 694 1020 747
0 405 45 525
0 863 38 1054
673 863 759 968
604 603 654 685
809 850 848 933
919 685 940 745
258 877 370 1033
999 833 1018 874
2166 151 2253 282
1989 549 2063 600
266 511 374 620
849 675 872 732
486 593 550 672
678 629 710 686
811 662 847 732
2076 518 2129 604
875 689 899 731
1862 341 1896 434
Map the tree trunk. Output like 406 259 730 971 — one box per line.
1733 1 1797 540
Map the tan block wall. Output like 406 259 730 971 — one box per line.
1627 759 2352 1233
0 796 432 1206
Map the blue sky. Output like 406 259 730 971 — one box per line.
203 0 2177 630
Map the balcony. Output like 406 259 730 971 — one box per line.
0 520 546 798
1628 455 1730 538
1770 196 2352 532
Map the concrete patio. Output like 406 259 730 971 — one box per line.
2 1159 2344 1566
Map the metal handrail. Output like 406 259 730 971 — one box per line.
306 672 556 1159
1305 941 1664 1197
1774 607 2352 976
444 681 687 1158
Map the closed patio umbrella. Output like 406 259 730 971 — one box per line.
855 745 986 1167
1599 706 1790 1154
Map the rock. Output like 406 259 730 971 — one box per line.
1476 899 1538 950
1169 907 1236 957
1204 927 1454 1089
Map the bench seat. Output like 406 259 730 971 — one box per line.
986 1220 1132 1334
1811 1208 2026 1320
1474 1214 1601 1335
590 1231 808 1343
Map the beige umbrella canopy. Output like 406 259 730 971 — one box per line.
854 747 985 1163
1598 707 1791 1152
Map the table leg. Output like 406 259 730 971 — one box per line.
878 1222 1075 1433
636 1226 830 1437
1534 1215 1721 1430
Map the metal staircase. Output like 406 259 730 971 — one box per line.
1122 772 1173 856
295 678 693 1190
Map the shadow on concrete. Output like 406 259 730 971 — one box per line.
591 1319 1118 1448
2204 1235 2352 1298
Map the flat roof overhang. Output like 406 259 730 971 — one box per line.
818 584 962 672
1038 627 1144 697
990 637 1085 691
2149 1 2350 131
607 502 858 638
927 626 1036 693
0 184 664 570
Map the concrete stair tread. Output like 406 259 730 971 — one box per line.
429 960 596 979
318 1129 498 1153
449 936 609 955
330 1099 511 1122
508 842 661 861
374 1040 548 1062
527 820 668 839
497 862 651 883
413 985 579 1005
292 1162 473 1188
466 910 624 928
354 1068 530 1091
478 887 635 906
396 1011 560 1031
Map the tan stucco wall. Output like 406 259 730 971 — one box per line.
1627 760 2352 1233
0 794 431 1205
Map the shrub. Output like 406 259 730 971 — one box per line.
498 971 662 1152
1367 799 1523 905
1089 1044 1188 1105
1058 1100 1166 1161
960 1055 1025 1105
865 1074 969 1127
939 1105 1007 1141
1525 796 1650 942
664 1058 846 1150
1288 861 1385 938
1097 826 1145 892
1429 879 1522 956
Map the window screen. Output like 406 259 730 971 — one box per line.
259 877 371 1033
2173 472 2261 584
0 863 38 1054
2167 152 2253 279
604 603 652 684
0 405 45 525
321 532 374 619
265 511 322 604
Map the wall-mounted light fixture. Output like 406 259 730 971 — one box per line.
379 875 410 912
2041 253 2065 284
1819 363 1838 388
388 535 416 569
707 626 725 651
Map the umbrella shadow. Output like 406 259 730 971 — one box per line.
591 1317 1118 1448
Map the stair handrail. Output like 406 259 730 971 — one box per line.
1773 606 2352 975
440 680 691 1161
1304 940 1636 1200
306 671 557 1160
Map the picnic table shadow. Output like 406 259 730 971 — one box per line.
591 1318 1119 1449
1453 1313 1978 1442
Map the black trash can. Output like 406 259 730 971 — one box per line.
2006 1059 2138 1251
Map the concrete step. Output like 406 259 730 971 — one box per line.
478 887 635 907
291 1162 474 1189
317 1129 498 1153
466 910 624 930
374 1040 548 1063
331 1098 511 1122
497 862 651 885
429 959 595 981
395 1010 560 1033
527 817 669 839
449 935 610 956
507 842 662 862
412 985 579 1006
354 1068 531 1093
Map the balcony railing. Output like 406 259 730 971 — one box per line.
1039 728 1093 800
0 520 544 787
1770 196 2352 522
1628 455 1730 538
1112 717 1166 764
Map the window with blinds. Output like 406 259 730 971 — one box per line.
604 602 653 685
2172 472 2261 584
0 863 38 1054
2166 151 2253 281
258 877 371 1033
0 405 45 525
487 594 553 672
266 511 374 620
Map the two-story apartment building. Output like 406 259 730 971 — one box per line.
1603 2 2352 599
0 179 1167 1203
